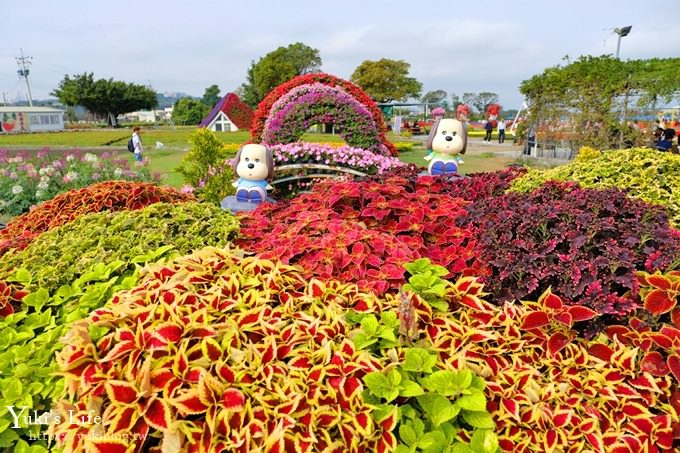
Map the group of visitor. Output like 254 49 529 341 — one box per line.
655 126 678 152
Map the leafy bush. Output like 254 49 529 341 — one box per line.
0 181 194 258
0 149 161 218
175 128 236 204
459 181 680 317
238 178 481 294
509 148 680 227
0 203 240 449
0 201 240 297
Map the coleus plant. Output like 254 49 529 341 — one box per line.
49 248 394 452
458 181 680 318
0 181 194 258
509 147 680 228
237 178 482 295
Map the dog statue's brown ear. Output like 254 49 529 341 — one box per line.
426 119 441 150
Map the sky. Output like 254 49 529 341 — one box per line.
1 0 678 110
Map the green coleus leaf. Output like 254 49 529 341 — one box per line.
417 393 460 426
364 370 400 402
450 443 473 453
469 429 500 453
422 370 471 396
360 315 379 336
9 268 32 285
399 423 418 447
346 310 367 325
456 389 487 412
352 332 378 350
399 379 425 398
461 410 495 429
402 348 437 373
404 258 434 275
417 430 448 452
21 288 49 312
380 311 400 330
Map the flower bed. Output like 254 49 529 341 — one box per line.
270 143 405 175
0 149 160 218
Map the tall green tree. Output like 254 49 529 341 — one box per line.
420 90 447 105
52 73 157 127
351 59 422 103
171 97 209 126
202 84 221 108
239 42 322 107
520 55 680 149
462 92 499 114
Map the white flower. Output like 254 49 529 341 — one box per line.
11 185 23 195
114 168 123 177
84 153 98 163
66 154 75 162
0 200 6 209
66 171 78 181
35 190 45 198
37 181 49 190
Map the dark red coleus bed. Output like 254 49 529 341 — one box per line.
457 181 680 319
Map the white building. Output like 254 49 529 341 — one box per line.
0 106 65 133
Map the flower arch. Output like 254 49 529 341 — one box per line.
261 83 386 155
251 73 397 156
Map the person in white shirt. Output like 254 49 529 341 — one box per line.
132 126 143 166
498 118 506 143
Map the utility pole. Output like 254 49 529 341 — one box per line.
16 48 34 107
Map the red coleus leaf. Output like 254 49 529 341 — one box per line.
588 343 614 362
640 351 670 376
671 307 680 328
109 406 138 432
645 274 672 290
143 398 172 432
547 332 572 357
667 354 680 382
643 289 676 316
553 311 573 327
567 305 598 322
521 311 550 330
152 322 183 344
221 388 246 411
106 381 138 405
172 390 208 415
540 290 563 310
86 439 131 453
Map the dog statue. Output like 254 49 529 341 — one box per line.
232 144 274 203
424 118 467 175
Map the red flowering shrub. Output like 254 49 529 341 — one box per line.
238 178 482 294
250 73 398 156
458 181 680 317
0 181 194 257
222 92 253 130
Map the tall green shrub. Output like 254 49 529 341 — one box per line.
176 128 236 204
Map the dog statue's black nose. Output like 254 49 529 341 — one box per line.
248 163 255 169
445 136 453 141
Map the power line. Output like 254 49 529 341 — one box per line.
15 48 34 106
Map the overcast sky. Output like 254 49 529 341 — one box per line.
1 0 678 109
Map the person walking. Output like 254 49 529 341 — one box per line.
132 126 144 166
498 118 506 144
484 120 493 143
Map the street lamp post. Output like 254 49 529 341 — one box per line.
614 26 632 59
